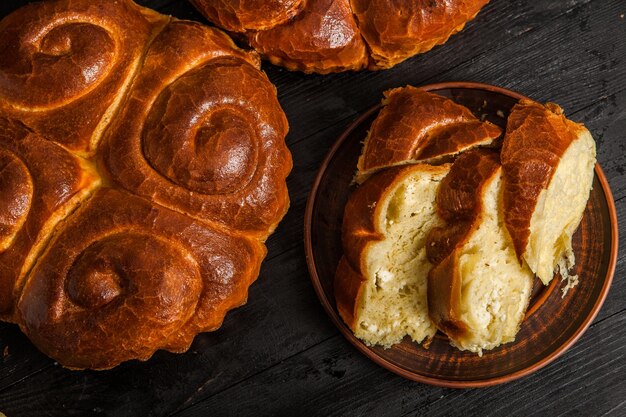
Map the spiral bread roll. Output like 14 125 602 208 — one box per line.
18 189 266 370
0 0 291 369
191 0 490 72
99 21 290 237
0 0 167 154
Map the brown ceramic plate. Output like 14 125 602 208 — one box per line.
304 82 619 387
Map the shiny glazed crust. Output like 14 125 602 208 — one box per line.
357 87 501 181
191 0 490 72
18 189 266 370
248 0 369 74
351 0 489 69
99 20 291 238
0 0 291 369
0 0 167 154
501 99 588 263
0 118 100 318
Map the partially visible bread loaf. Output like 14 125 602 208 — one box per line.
336 164 450 347
356 87 501 183
191 0 490 72
247 0 369 73
189 0 306 32
350 0 490 69
426 150 534 354
501 100 596 284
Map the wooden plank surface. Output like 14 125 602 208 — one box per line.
0 0 624 416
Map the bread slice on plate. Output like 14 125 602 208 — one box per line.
427 149 534 354
355 86 502 183
335 163 450 347
501 99 596 285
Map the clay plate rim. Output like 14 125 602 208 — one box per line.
303 81 619 388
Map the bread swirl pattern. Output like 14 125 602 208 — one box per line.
0 0 291 369
0 117 100 318
191 0 490 72
99 21 291 237
18 189 265 370
0 0 167 154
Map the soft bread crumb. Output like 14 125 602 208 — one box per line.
525 130 596 284
557 253 579 298
354 168 448 347
449 173 534 353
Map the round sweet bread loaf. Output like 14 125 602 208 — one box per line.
0 0 291 370
191 0 491 72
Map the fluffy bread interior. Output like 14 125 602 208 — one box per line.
354 168 447 347
452 173 534 354
525 131 596 284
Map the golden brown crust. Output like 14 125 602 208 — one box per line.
17 189 266 370
425 149 501 340
334 256 365 330
425 252 467 339
357 87 501 178
99 21 291 239
501 99 583 261
0 0 168 154
0 117 99 319
351 0 490 69
0 1 291 369
190 0 305 32
191 0 490 72
248 0 368 73
336 164 449 331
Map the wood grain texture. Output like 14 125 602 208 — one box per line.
0 0 625 416
171 310 626 417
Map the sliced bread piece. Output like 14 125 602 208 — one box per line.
501 99 596 285
355 86 502 183
427 149 534 354
335 163 450 347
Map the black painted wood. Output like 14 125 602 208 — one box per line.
0 0 624 416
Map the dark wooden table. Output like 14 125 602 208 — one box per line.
1 1 624 416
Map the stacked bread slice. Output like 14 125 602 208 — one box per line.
335 87 596 354
426 150 534 353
